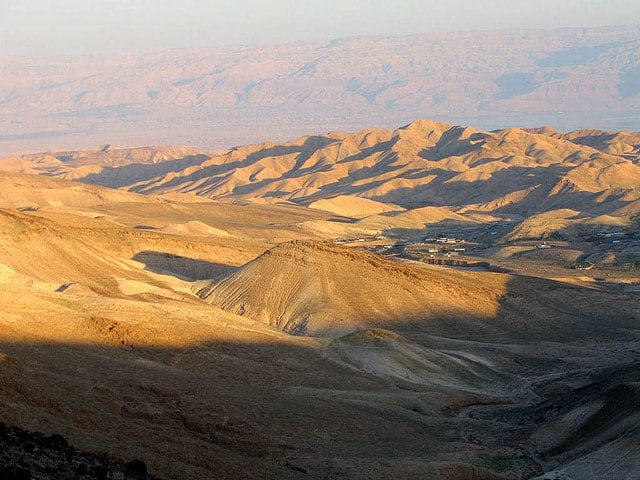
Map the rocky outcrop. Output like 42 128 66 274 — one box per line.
0 422 158 480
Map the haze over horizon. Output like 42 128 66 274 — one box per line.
2 24 640 155
2 1 640 56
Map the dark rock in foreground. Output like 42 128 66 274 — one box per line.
0 422 158 480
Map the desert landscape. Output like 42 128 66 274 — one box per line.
0 117 638 479
1 2 640 478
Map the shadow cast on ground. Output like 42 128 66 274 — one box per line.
133 250 238 281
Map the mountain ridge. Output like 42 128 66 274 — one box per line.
6 119 635 219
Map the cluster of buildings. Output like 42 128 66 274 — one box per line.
423 236 462 244
422 235 467 256
596 232 638 245
426 246 466 256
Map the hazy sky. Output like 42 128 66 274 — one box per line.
1 0 639 56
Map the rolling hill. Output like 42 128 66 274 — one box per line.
3 119 639 274
8 119 638 222
198 240 503 337
199 239 638 341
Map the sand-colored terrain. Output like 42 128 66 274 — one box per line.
308 195 403 218
5 119 639 271
199 240 504 337
5 121 639 224
0 120 638 479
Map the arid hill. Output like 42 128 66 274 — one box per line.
3 119 639 274
198 240 503 337
6 120 638 230
200 239 638 341
6 121 640 211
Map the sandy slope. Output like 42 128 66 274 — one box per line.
200 239 638 343
198 240 503 337
308 195 404 217
0 167 637 479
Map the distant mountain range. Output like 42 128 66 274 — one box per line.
0 25 639 155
